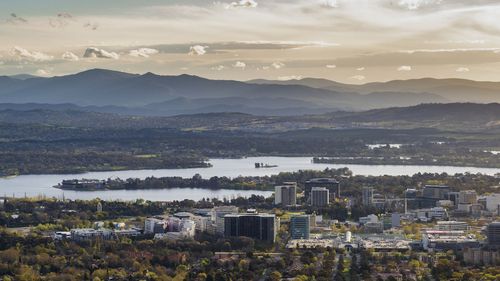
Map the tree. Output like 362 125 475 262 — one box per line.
269 271 282 281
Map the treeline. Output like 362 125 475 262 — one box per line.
0 152 209 176
57 168 500 199
1 120 500 175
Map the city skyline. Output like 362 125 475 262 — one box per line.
1 0 500 82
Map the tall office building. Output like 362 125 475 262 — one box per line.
224 213 279 242
362 187 374 206
311 187 329 207
305 178 340 201
290 215 310 239
214 206 239 234
487 222 500 247
274 183 297 206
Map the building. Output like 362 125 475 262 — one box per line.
180 219 196 238
487 222 500 247
421 230 479 251
274 183 297 206
448 191 460 206
287 239 334 249
310 187 329 207
362 187 374 206
391 213 401 228
459 190 477 204
422 185 450 200
305 178 340 201
114 229 141 237
59 179 106 190
484 194 500 213
359 214 379 225
364 222 384 233
214 206 239 234
463 247 500 266
224 213 279 242
144 218 167 234
435 221 469 231
413 207 448 222
70 228 113 241
290 215 310 239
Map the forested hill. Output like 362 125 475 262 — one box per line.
0 103 498 132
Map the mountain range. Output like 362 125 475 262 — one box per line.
0 69 499 116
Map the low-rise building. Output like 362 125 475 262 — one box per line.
413 207 448 221
463 247 500 266
421 230 479 251
435 221 469 231
286 239 334 249
70 228 113 241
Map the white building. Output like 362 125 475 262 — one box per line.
485 194 500 213
274 183 297 206
70 228 113 241
180 219 196 238
214 206 239 234
359 214 378 225
144 217 167 234
311 187 329 207
413 207 448 221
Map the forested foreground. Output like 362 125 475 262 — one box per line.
1 226 499 281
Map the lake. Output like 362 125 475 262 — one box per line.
1 156 498 201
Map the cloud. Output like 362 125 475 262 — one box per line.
271 62 285 69
278 75 302 81
61 51 79 61
356 67 365 71
456 67 470 72
35 69 51 77
397 65 412 71
326 64 337 69
394 0 443 10
49 12 74 28
350 75 366 81
83 22 99 31
320 0 338 8
400 48 500 54
129 48 159 58
83 47 119 59
211 65 225 71
189 45 208 56
11 46 53 62
6 13 28 25
225 0 258 9
233 61 246 68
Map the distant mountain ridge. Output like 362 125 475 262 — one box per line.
0 69 459 115
249 77 500 103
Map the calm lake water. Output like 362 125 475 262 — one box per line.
1 157 498 201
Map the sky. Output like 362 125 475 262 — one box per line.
1 0 500 82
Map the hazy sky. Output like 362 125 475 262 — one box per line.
1 0 500 82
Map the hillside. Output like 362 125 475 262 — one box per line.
0 103 498 132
